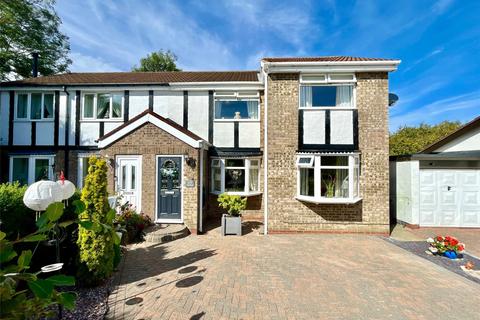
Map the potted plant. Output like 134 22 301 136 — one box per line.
322 175 335 198
217 194 247 236
427 235 465 259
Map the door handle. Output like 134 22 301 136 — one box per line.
165 191 175 195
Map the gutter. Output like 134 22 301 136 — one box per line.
262 60 401 73
262 62 269 235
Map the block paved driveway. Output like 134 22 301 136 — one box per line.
107 231 480 320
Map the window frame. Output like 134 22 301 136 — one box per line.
9 155 55 185
81 92 124 121
299 73 356 110
77 153 100 189
14 92 55 121
213 91 260 122
210 157 261 196
296 153 361 204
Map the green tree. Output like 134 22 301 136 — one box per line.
132 50 181 72
0 0 71 81
77 157 118 284
389 121 462 156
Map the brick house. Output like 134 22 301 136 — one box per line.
0 56 400 234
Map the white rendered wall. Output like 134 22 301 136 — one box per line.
435 126 480 152
239 122 260 148
393 160 420 225
154 91 183 125
68 92 76 146
36 122 54 145
0 92 9 145
80 122 99 146
104 121 123 135
330 110 353 144
129 91 149 118
213 122 234 147
303 110 325 144
188 91 209 140
13 122 30 145
58 92 68 145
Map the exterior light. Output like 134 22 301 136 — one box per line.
56 171 76 200
23 180 63 213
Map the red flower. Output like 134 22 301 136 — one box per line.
436 236 443 242
445 236 452 242
457 244 465 252
450 238 459 246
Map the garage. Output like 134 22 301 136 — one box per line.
419 169 480 227
390 115 480 228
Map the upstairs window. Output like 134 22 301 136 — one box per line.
214 91 259 120
15 92 54 120
82 93 123 120
300 85 353 108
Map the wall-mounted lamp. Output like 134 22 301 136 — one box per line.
185 154 196 168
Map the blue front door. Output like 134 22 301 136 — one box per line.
157 157 182 221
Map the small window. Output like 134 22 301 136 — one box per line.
16 94 28 119
83 94 95 118
43 94 54 118
299 167 315 196
30 93 42 119
11 158 29 185
329 74 355 82
296 156 314 167
225 159 244 167
34 159 50 182
301 74 327 83
97 93 110 119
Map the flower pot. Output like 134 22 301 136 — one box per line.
444 250 457 259
221 214 242 236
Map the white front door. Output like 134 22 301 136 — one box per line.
116 156 142 212
420 169 480 227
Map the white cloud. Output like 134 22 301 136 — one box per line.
390 91 480 131
69 52 120 72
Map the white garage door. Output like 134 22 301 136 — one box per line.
419 169 480 227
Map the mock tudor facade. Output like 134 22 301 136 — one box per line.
0 56 400 234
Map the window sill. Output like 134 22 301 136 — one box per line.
299 107 356 110
80 119 124 123
211 191 262 197
14 119 54 122
213 119 260 122
296 195 362 204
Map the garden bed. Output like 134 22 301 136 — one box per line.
385 238 480 285
62 277 115 320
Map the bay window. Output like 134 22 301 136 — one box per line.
15 92 54 120
82 93 123 120
297 154 361 203
214 92 259 120
211 158 260 195
9 155 54 185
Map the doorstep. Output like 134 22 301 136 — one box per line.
144 224 190 243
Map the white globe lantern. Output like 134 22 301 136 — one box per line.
23 180 64 212
56 179 76 200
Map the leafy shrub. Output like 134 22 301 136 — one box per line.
0 202 77 319
217 194 247 217
115 203 153 244
76 157 119 286
0 182 35 240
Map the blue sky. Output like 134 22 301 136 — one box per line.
56 0 480 132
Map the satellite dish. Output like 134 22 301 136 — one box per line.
389 93 399 107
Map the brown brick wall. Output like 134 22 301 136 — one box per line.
100 123 200 232
266 72 390 233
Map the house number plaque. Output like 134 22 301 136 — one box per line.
185 179 195 188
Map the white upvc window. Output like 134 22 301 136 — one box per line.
82 92 123 120
296 154 361 204
15 92 55 120
210 158 261 196
299 73 356 110
214 91 260 121
9 155 55 185
77 153 99 189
